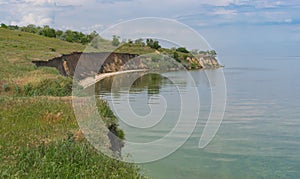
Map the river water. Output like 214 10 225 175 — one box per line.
96 56 300 178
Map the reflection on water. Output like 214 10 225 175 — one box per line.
96 73 168 96
96 67 300 178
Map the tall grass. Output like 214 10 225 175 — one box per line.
1 136 143 178
0 97 145 178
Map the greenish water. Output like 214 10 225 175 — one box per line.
96 57 300 178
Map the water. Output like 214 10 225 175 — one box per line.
96 57 300 178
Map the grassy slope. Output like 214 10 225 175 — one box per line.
0 29 146 178
0 28 84 85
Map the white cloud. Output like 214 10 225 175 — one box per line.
0 0 299 31
2 0 90 26
11 13 53 26
23 0 88 6
23 0 53 5
284 18 292 23
0 0 8 5
54 0 92 6
212 8 237 16
254 0 282 8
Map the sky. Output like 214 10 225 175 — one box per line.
1 0 300 66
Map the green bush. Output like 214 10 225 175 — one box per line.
23 83 33 95
2 83 10 92
112 35 120 46
146 39 161 49
15 85 21 94
176 47 189 53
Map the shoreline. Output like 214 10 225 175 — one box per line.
79 69 148 88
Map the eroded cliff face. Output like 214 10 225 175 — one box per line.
33 52 138 80
32 52 221 79
187 55 221 69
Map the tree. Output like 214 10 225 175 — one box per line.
63 30 74 42
86 31 99 43
20 24 38 33
55 30 63 38
152 41 161 49
146 38 161 49
176 47 189 53
209 50 217 57
134 38 145 46
112 35 120 46
1 23 8 29
39 25 56 38
8 25 19 30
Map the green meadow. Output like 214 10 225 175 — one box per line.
0 28 146 178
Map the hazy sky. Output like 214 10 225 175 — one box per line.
1 0 300 66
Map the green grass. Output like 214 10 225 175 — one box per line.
115 43 156 55
0 28 84 85
1 137 142 178
0 135 140 178
0 28 146 176
0 97 146 178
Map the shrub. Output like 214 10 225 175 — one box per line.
146 39 161 49
15 85 21 94
176 47 189 53
112 35 120 46
49 47 56 52
0 23 8 29
2 83 10 92
24 83 33 95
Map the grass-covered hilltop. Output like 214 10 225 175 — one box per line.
0 24 221 178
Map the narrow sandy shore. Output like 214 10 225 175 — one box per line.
79 69 148 88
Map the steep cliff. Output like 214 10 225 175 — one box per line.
32 52 221 80
33 52 138 80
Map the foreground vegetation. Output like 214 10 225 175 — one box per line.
0 27 147 177
0 97 144 178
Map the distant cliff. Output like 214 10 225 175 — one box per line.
32 52 222 80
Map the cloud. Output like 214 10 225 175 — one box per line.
23 0 88 6
23 0 53 5
174 0 299 27
6 1 54 26
11 13 53 26
1 0 90 26
212 8 237 15
0 0 8 5
0 0 299 32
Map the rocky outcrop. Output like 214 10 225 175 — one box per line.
32 52 222 79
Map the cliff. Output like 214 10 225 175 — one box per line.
32 52 138 80
32 52 222 80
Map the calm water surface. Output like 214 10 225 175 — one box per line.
96 57 300 178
